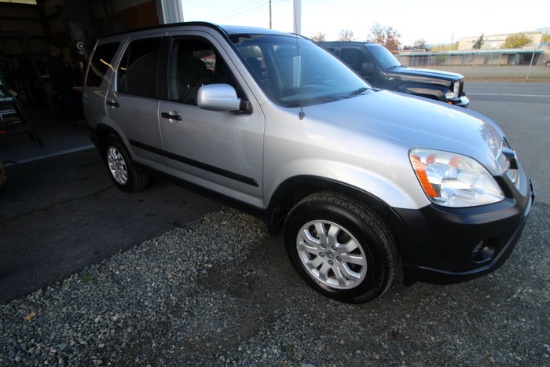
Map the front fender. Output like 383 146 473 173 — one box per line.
264 158 430 212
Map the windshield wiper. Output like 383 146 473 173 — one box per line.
349 87 369 96
285 95 346 107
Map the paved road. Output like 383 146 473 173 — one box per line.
423 65 550 81
466 82 550 203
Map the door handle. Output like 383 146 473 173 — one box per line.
106 100 119 107
161 111 182 121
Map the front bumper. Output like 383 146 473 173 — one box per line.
397 178 534 284
448 94 470 108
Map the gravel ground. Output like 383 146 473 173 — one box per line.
1 203 549 366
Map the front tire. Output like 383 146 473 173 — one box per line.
283 192 398 303
103 136 148 193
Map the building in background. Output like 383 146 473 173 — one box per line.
458 32 545 51
398 30 549 67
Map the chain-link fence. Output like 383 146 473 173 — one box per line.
395 51 550 80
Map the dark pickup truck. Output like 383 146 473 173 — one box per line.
318 42 469 108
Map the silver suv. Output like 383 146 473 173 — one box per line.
83 22 534 303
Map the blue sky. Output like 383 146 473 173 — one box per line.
181 0 549 46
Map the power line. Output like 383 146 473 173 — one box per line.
206 0 270 23
197 0 291 24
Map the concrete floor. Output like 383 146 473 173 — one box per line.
0 103 93 167
0 102 222 304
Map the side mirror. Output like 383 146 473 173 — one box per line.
360 62 375 76
197 84 244 112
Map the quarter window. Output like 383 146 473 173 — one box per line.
85 42 119 87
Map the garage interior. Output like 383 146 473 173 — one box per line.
0 0 182 166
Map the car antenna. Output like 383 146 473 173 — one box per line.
296 36 305 121
294 34 305 120
293 2 305 120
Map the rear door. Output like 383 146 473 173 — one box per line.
105 35 167 173
158 34 266 208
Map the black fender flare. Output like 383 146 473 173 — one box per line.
395 82 450 102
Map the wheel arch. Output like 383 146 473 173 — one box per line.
92 123 128 161
265 175 409 253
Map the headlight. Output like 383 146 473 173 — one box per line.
453 81 461 97
410 149 504 207
445 81 461 100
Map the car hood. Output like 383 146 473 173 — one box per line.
389 66 463 81
304 90 504 174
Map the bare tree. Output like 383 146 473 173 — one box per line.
367 23 401 51
413 38 429 50
368 23 385 44
339 29 355 42
310 32 326 42
403 39 429 50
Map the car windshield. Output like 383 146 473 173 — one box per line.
367 44 402 70
230 34 370 107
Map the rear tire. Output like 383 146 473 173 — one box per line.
283 192 398 303
103 136 148 193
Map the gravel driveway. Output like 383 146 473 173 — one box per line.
1 200 548 366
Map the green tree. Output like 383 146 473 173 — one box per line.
472 34 484 50
367 23 401 51
502 32 532 48
339 29 355 42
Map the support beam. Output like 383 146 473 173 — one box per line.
293 0 301 34
157 0 184 24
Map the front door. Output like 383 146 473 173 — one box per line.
158 36 265 208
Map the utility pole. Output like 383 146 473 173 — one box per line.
293 0 301 34
269 0 272 29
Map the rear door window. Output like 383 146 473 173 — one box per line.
117 37 162 98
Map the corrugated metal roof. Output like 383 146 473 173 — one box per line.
0 0 37 4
